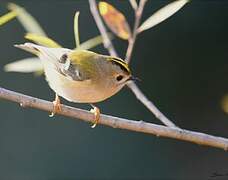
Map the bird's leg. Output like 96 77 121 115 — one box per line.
90 104 100 128
49 94 61 117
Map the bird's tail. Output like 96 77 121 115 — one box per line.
14 42 40 56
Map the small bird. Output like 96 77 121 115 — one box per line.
15 43 132 127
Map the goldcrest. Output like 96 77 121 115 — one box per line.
15 43 133 127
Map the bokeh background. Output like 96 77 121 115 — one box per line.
1 0 228 179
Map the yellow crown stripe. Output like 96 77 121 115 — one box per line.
107 57 130 73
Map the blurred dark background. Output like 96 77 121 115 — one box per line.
1 0 228 179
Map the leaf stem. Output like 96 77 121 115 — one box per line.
74 11 81 48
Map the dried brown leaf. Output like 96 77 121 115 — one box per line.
99 1 131 40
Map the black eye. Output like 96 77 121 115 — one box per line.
59 53 68 63
116 75 123 81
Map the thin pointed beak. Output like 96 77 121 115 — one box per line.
128 76 141 82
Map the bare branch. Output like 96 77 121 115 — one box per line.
129 0 138 11
125 0 147 63
89 0 117 56
127 82 177 127
88 0 177 128
0 86 228 150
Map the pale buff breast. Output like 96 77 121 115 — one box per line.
43 63 123 103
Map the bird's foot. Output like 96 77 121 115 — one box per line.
90 105 100 128
49 94 61 117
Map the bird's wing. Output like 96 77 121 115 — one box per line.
15 43 94 82
58 60 90 81
58 50 95 82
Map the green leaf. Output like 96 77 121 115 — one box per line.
138 0 189 33
0 11 17 26
8 3 47 36
4 57 44 74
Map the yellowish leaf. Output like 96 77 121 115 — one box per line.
8 3 47 36
76 34 113 50
4 57 43 74
138 0 189 33
221 94 228 114
0 11 17 26
99 1 131 40
25 33 62 48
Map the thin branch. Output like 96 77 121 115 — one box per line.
88 0 177 128
0 86 228 150
89 0 117 56
124 1 176 126
129 0 138 11
127 82 177 127
125 0 147 63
